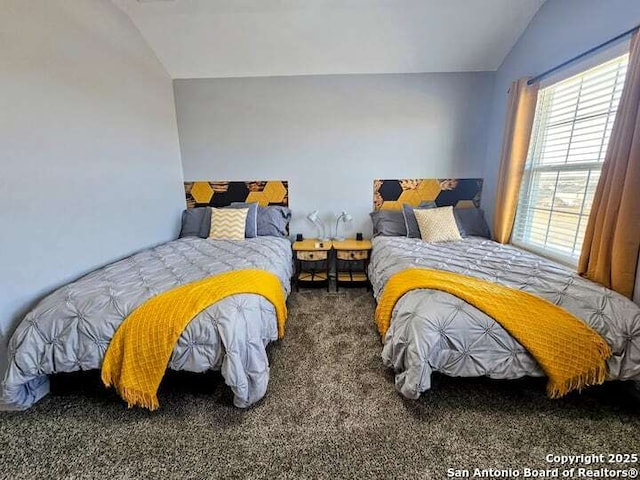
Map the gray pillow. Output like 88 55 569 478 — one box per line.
179 207 210 238
227 203 258 238
402 202 437 238
199 207 212 238
180 204 259 239
454 208 491 239
370 210 407 237
256 206 291 237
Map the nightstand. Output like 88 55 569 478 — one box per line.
332 239 372 291
292 239 333 292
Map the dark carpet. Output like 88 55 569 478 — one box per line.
1 288 639 479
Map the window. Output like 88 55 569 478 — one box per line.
512 54 629 266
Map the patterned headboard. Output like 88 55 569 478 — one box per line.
184 180 289 209
373 178 482 210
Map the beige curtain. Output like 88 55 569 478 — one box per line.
578 32 640 299
492 78 539 244
635 254 640 304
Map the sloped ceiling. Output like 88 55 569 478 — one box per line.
113 0 545 79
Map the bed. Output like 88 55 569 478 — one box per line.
369 178 640 400
2 180 293 410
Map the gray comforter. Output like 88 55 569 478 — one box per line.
2 237 293 410
369 236 640 400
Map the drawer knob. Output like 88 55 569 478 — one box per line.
309 253 313 259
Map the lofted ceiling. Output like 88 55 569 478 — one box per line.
112 0 546 79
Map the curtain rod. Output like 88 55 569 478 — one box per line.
527 24 639 86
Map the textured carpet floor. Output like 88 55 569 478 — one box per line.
1 288 639 479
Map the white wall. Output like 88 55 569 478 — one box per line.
174 72 494 239
0 0 185 376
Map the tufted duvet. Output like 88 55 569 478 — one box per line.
369 236 640 400
2 237 293 410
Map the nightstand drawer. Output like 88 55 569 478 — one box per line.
336 250 369 261
296 250 328 261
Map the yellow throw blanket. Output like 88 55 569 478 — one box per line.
375 268 611 398
101 269 287 410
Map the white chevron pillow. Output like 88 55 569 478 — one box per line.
414 206 462 243
209 208 248 240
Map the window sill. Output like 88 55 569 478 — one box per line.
510 241 578 270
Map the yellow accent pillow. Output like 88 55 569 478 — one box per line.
209 208 248 240
414 206 462 242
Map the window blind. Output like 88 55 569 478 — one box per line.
512 53 629 266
